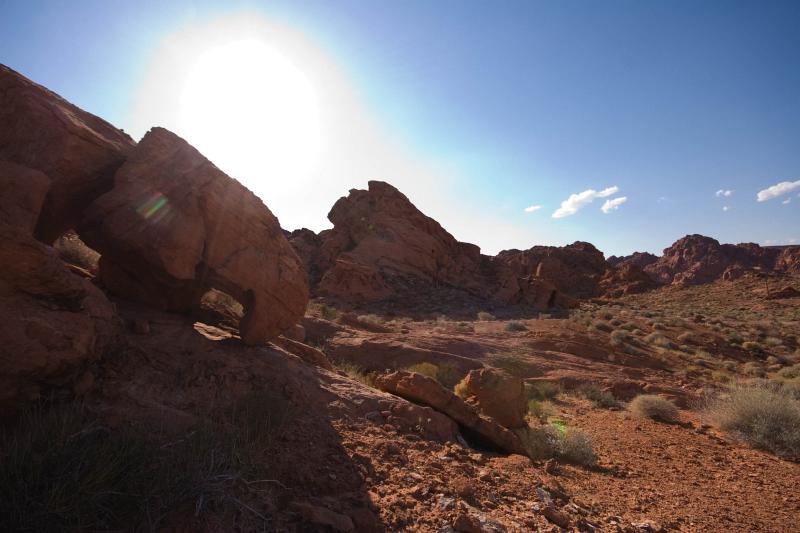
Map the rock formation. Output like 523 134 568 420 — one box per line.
599 263 660 298
80 127 309 345
0 64 135 242
607 251 658 269
455 368 528 429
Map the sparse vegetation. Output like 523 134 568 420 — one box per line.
705 382 800 459
0 395 292 531
357 313 385 326
505 321 528 332
477 311 495 321
579 384 619 408
406 361 461 389
515 424 596 466
527 381 562 401
336 361 376 387
628 394 679 423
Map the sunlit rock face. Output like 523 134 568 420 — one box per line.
0 64 135 243
81 127 309 345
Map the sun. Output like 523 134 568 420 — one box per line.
179 39 321 193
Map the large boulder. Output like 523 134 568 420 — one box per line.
0 64 135 242
0 224 118 414
455 368 527 429
374 370 527 456
80 127 309 345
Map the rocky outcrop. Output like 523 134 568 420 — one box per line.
291 181 578 309
607 251 658 270
775 247 800 274
493 242 608 299
599 263 660 298
374 370 527 456
455 368 527 429
80 127 309 345
0 224 118 415
0 64 135 242
645 235 781 286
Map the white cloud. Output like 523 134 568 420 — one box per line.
601 196 628 214
756 180 800 202
783 197 792 205
552 186 619 218
715 189 733 197
524 205 542 213
722 206 730 212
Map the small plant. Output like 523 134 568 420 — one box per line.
644 332 677 350
406 362 461 389
527 381 562 401
556 427 597 466
742 341 764 353
527 400 553 422
705 382 800 459
579 384 619 408
492 356 535 378
319 303 339 321
337 362 376 387
778 364 800 380
477 311 496 321
357 314 385 326
764 337 783 348
592 320 613 333
628 394 679 423
505 321 528 332
742 361 766 377
609 329 630 346
652 322 667 330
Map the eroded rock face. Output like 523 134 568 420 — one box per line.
374 370 527 456
645 235 780 285
493 242 607 299
607 251 658 270
776 247 800 274
599 264 660 298
291 181 576 309
81 127 308 345
456 368 527 429
0 224 118 414
0 64 135 242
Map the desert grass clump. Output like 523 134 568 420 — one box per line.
591 320 613 333
319 303 340 321
406 362 461 389
336 362 376 387
492 356 535 378
705 383 800 459
505 321 528 332
742 341 764 353
556 427 597 466
764 336 783 348
742 361 766 377
609 329 630 346
514 424 596 466
778 364 800 380
527 380 563 401
628 394 679 423
357 314 385 326
644 332 677 350
579 384 619 408
477 311 496 321
527 400 554 422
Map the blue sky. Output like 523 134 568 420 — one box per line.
2 0 798 256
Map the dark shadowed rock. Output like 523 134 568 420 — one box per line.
80 127 308 345
0 64 135 242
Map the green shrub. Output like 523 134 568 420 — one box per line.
628 394 679 423
505 321 528 332
705 383 800 459
579 384 619 408
527 400 553 422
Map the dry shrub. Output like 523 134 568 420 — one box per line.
515 425 596 466
705 383 800 459
628 394 679 423
579 384 619 408
477 311 495 321
406 362 461 389
505 321 528 332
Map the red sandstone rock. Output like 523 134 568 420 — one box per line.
600 264 660 298
80 127 308 345
374 370 528 456
0 224 118 414
0 64 135 242
456 368 528 429
318 256 393 302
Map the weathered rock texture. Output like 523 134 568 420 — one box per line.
374 370 528 456
0 224 118 414
289 181 578 309
456 368 528 429
644 234 788 286
599 263 660 298
80 127 309 345
0 64 135 242
607 251 659 270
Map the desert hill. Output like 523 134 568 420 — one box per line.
1 63 799 532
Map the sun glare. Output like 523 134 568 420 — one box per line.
179 39 321 192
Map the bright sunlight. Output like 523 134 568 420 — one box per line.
179 39 321 191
